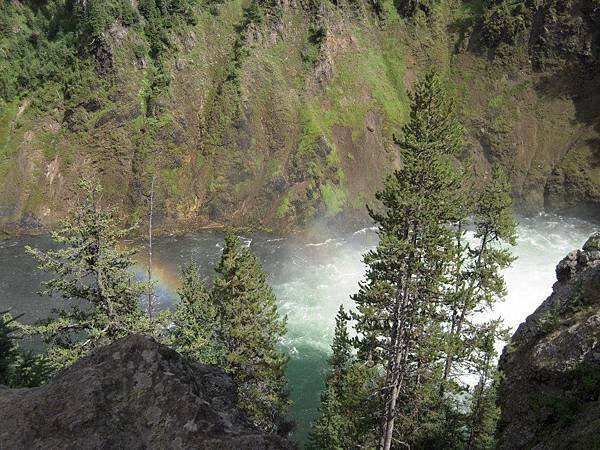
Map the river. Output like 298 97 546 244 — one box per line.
0 213 597 444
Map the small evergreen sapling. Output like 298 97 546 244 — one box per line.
168 260 222 365
1 312 50 387
0 312 17 385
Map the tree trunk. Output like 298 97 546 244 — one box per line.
442 229 490 385
380 225 417 450
381 341 410 450
147 175 155 319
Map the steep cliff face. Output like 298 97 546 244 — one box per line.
0 334 292 449
497 232 600 449
461 0 600 219
0 0 598 233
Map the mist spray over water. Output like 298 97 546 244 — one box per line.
257 214 597 443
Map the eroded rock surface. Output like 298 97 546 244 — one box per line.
498 232 600 449
0 334 291 449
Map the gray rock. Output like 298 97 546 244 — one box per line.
0 334 292 449
583 232 600 252
497 233 600 449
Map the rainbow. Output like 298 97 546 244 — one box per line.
133 255 182 306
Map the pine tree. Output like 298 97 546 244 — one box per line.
351 70 464 450
0 312 17 385
309 305 353 449
211 233 290 434
466 322 505 450
168 260 222 365
346 72 517 449
9 349 52 388
1 312 51 387
308 383 348 450
328 305 352 393
467 379 500 450
310 305 381 449
25 179 152 370
441 164 516 392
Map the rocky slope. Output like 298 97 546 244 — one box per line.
0 334 292 449
497 232 600 449
0 0 598 233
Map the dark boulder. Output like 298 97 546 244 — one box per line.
497 232 600 449
0 334 292 449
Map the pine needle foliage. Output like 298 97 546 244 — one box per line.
0 312 18 385
168 260 222 365
1 312 51 387
352 70 465 450
308 305 379 449
25 179 152 370
308 305 353 449
212 232 290 434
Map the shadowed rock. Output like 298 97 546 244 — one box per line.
498 232 600 449
0 334 292 449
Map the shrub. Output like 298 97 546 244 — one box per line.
481 0 527 47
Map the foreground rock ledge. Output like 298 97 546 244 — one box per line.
0 334 292 449
498 232 600 449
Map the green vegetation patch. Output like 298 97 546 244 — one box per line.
488 94 505 109
24 184 45 214
561 146 600 197
320 182 346 216
276 194 292 219
0 101 17 158
39 132 59 161
304 32 409 143
291 27 409 219
0 101 18 180
160 167 179 195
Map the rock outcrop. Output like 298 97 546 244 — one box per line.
0 334 292 449
497 232 600 449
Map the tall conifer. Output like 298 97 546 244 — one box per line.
212 233 290 434
311 71 516 448
309 305 353 448
352 70 464 450
442 165 516 390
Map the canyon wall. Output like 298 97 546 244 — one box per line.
0 0 598 233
